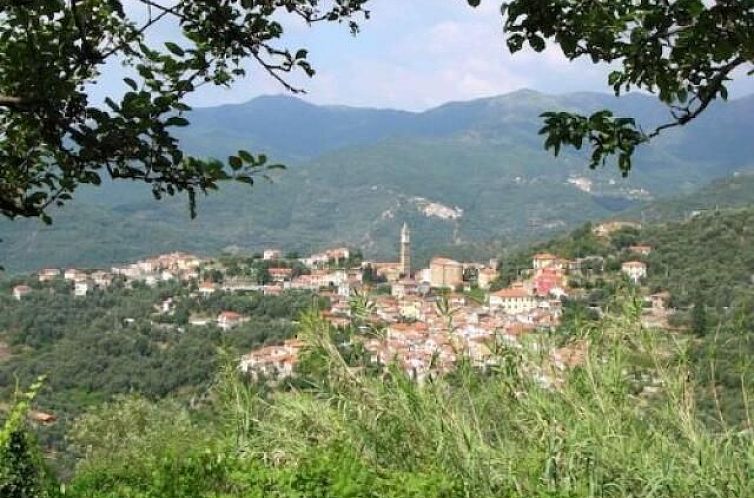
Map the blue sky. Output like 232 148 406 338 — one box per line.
94 0 754 111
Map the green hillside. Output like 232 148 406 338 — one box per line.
642 208 754 308
496 206 754 427
6 298 754 498
502 205 754 310
630 171 754 222
2 90 754 273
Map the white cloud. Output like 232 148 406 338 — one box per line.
93 0 754 110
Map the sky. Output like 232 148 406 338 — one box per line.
94 0 754 112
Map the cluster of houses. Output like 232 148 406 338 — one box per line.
9 221 662 386
10 252 204 300
238 223 592 382
239 223 663 383
110 252 204 284
13 267 115 299
238 249 594 383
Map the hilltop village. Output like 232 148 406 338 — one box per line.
10 221 668 383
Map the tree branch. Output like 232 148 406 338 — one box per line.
648 56 746 139
0 95 28 108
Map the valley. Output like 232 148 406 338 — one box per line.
2 90 753 274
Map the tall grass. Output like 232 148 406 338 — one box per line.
14 293 753 497
227 294 754 497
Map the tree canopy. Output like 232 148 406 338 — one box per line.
487 0 754 173
0 0 368 222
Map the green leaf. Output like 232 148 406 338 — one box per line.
124 77 138 90
166 116 190 127
529 34 546 52
238 150 255 163
164 42 185 57
228 155 243 170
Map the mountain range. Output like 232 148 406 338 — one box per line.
1 89 753 273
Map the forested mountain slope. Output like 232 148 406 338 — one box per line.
2 90 754 273
629 171 754 222
505 206 754 311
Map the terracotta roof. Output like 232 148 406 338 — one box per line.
430 257 462 266
622 261 646 268
218 311 243 321
29 411 57 424
390 322 429 332
492 288 532 299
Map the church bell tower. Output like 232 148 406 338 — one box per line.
400 222 411 278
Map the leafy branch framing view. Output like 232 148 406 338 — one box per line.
0 0 368 222
0 0 751 224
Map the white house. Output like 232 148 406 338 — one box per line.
532 253 559 270
217 311 247 331
91 271 113 288
158 298 174 314
64 269 87 282
621 261 647 283
74 281 90 297
12 285 32 300
38 268 61 282
489 287 538 315
263 249 282 261
198 281 216 296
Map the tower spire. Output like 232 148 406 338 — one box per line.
400 222 411 278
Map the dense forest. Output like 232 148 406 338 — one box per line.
0 279 323 470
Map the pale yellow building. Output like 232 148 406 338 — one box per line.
429 257 464 289
477 268 498 290
593 221 641 237
489 287 538 315
532 253 558 270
